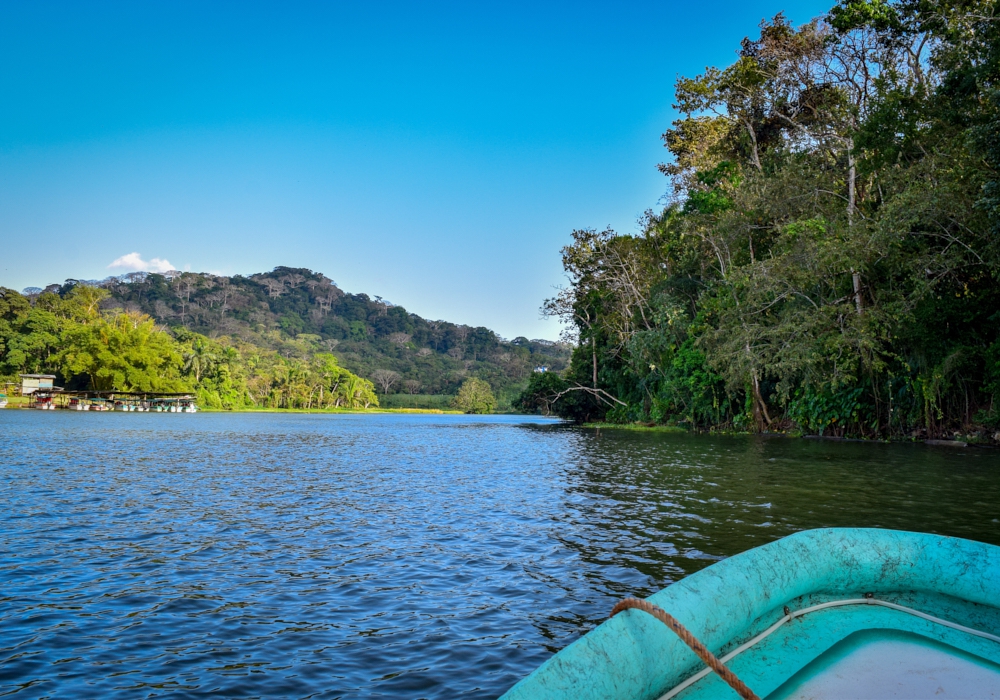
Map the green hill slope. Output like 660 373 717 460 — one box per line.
39 266 569 408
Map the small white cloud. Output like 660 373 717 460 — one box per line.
108 252 174 273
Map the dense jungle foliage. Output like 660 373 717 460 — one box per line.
3 267 568 410
518 0 1000 440
0 284 379 409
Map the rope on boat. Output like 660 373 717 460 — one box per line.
656 597 1000 700
610 597 760 700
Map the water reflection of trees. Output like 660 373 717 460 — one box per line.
513 425 1000 653
554 431 781 585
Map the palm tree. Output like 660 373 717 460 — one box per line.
183 339 217 383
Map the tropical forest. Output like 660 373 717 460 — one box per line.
0 268 569 411
517 0 1000 440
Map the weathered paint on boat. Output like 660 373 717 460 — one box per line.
501 528 1000 700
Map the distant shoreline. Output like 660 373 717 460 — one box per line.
202 406 465 415
0 396 463 415
582 421 990 448
0 402 465 416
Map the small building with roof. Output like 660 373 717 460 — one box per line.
19 374 57 395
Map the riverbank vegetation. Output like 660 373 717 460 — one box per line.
452 377 498 414
0 285 380 409
95 266 568 409
518 0 1000 441
3 268 570 412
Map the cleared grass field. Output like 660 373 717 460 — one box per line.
379 394 454 410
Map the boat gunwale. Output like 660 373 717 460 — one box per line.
500 528 1000 700
659 596 1000 699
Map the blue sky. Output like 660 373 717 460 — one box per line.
0 0 831 340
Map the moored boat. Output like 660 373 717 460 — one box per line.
502 528 1000 700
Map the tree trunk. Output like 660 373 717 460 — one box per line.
852 270 863 314
847 142 856 225
743 118 763 172
592 336 598 388
848 141 863 315
750 370 773 431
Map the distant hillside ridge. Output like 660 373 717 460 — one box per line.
26 267 569 405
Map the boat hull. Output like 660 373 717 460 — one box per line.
501 528 1000 700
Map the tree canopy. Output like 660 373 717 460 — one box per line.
453 378 497 414
30 266 569 410
0 285 378 410
520 0 1000 440
4 266 571 410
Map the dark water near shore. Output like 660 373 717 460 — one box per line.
2 412 999 698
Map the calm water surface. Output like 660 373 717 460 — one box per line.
2 412 999 698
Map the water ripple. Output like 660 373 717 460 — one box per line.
2 412 999 697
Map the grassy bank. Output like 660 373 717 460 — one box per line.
200 405 463 415
582 422 688 433
580 421 993 448
377 394 454 410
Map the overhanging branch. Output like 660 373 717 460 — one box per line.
549 385 627 407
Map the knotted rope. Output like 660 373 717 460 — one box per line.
610 597 760 700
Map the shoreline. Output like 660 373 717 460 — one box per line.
581 421 993 447
582 422 687 433
0 399 464 415
201 406 465 415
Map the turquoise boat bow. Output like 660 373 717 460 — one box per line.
502 528 1000 699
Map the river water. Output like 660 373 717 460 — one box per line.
1 411 999 698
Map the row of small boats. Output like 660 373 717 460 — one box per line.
503 528 1000 699
67 399 197 412
0 393 198 412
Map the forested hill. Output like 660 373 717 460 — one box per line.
518 0 1000 441
19 266 569 406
